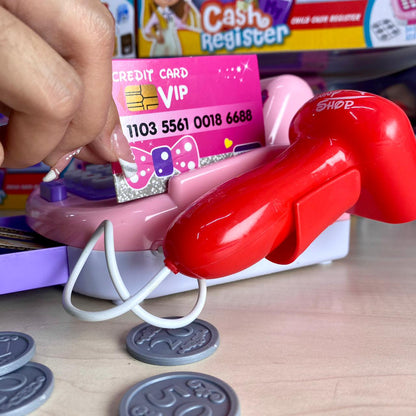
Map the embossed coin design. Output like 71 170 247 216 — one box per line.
0 362 54 415
0 332 35 376
119 372 240 416
126 318 220 365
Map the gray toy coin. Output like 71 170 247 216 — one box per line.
119 371 240 416
126 318 220 365
0 332 35 376
0 362 54 416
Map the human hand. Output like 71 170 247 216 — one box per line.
0 0 136 180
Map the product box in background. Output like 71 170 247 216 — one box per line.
111 54 265 202
0 115 47 210
102 0 136 58
136 0 416 57
0 164 49 210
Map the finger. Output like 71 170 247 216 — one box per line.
82 100 138 181
0 137 4 166
82 100 124 163
43 99 137 182
45 99 123 168
0 6 83 168
1 0 116 165
0 103 10 117
63 100 136 172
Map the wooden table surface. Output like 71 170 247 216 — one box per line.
1 216 416 415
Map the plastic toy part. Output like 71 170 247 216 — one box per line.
261 74 314 146
125 318 220 365
164 90 416 279
63 164 116 200
0 362 54 415
119 372 240 416
0 332 35 376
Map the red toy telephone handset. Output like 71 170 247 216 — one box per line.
164 90 416 279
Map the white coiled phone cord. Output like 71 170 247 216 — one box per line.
62 220 207 329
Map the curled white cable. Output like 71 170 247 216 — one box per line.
62 220 207 329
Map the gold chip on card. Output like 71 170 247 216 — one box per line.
124 84 159 111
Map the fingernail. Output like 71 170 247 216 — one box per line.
42 168 59 182
118 159 139 183
111 123 138 181
42 147 83 182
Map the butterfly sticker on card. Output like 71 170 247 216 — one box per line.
126 135 200 190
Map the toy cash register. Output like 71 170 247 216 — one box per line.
0 72 351 301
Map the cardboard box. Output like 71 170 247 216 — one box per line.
102 0 136 58
0 165 49 210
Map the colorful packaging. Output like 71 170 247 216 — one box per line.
136 0 416 57
0 164 49 210
111 55 265 202
102 0 136 58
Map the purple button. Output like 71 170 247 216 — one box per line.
40 180 67 202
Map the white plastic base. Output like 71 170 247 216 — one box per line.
68 219 350 301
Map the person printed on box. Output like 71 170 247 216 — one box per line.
142 0 200 57
0 0 137 182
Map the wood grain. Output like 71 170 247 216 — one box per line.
1 216 416 415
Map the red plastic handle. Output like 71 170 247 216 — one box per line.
164 90 416 279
